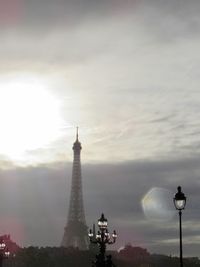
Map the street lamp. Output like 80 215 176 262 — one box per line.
174 186 186 267
0 240 10 267
89 213 117 267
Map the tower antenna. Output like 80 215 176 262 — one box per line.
76 126 79 141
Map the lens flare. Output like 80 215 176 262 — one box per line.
142 187 175 222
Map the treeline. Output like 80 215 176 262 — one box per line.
4 246 200 267
8 247 92 267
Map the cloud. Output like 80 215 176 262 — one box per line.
0 157 199 256
0 0 200 166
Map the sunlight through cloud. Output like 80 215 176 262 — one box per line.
0 73 65 163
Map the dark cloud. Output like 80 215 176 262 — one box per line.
137 0 200 41
3 0 200 37
0 157 199 255
0 0 136 31
1 0 200 72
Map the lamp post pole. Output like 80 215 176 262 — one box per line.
0 254 3 267
179 210 183 267
173 186 186 267
89 213 117 267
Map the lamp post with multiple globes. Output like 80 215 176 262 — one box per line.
89 213 117 267
173 186 186 267
0 239 10 267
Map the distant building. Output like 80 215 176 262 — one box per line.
118 243 150 265
0 234 20 254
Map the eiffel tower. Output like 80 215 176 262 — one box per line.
61 128 88 249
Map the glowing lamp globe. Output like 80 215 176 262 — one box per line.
88 229 94 238
98 213 108 230
4 249 10 258
96 231 101 240
112 230 117 239
0 240 6 250
174 186 186 210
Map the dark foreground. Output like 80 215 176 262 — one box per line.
5 245 200 267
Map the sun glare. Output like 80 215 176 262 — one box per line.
0 74 64 163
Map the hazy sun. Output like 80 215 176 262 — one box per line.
0 74 64 163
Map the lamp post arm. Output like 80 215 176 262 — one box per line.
108 240 115 245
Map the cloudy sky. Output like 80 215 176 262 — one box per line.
0 0 200 257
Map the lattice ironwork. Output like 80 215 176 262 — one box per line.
61 129 88 250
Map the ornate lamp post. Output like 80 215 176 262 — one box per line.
173 186 186 267
89 213 117 267
0 239 10 267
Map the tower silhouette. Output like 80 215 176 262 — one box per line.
61 128 88 249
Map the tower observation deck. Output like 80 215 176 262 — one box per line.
61 128 88 249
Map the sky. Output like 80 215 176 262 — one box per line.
0 0 200 257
